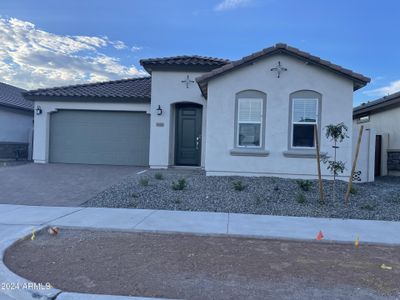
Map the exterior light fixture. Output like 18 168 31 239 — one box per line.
156 105 163 116
36 106 42 115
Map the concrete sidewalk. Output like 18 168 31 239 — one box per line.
1 204 400 245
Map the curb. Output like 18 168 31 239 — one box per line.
0 226 61 300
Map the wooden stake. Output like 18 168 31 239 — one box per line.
314 125 324 203
345 125 364 204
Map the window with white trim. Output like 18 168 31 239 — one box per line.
237 98 263 147
291 98 318 148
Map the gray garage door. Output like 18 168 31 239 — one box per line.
49 110 150 166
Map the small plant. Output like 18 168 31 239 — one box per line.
233 181 247 191
139 176 149 186
173 199 182 204
273 185 279 191
349 186 357 195
172 178 187 190
130 192 139 198
324 122 349 202
154 172 164 180
296 180 312 192
296 192 306 204
360 204 375 211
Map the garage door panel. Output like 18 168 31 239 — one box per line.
49 110 150 166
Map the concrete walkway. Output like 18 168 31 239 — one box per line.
1 204 400 244
1 204 400 300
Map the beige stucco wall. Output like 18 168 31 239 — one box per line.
205 54 355 179
149 71 207 168
357 106 400 149
353 105 400 176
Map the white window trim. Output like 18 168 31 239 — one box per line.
291 98 319 149
237 97 263 148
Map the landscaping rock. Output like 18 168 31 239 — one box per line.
83 169 400 221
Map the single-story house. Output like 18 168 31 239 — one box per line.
353 91 400 177
24 43 370 179
0 82 33 160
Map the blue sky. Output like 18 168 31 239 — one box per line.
0 0 399 106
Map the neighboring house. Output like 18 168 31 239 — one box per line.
0 82 33 160
353 91 400 177
24 43 370 179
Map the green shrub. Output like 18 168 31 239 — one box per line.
172 178 187 190
233 181 247 191
154 172 164 180
296 180 312 192
296 192 306 204
349 186 357 194
139 176 149 186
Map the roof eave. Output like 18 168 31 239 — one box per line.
0 102 33 112
196 47 370 97
353 96 400 118
23 94 151 103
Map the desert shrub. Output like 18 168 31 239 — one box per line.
154 172 164 180
172 178 187 190
360 204 375 211
233 181 247 191
139 176 149 186
296 192 306 204
296 180 312 192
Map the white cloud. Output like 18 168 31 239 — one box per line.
131 46 143 52
0 17 145 90
364 80 400 97
111 40 127 50
214 0 252 11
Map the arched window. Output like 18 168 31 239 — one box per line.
289 90 321 149
235 90 266 148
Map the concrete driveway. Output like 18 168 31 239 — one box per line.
0 163 145 206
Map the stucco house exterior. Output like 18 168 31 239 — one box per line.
353 91 400 177
24 43 370 179
0 82 33 160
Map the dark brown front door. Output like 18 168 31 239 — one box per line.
175 104 202 166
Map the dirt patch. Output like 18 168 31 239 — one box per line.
4 228 400 299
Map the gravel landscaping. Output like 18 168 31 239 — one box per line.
83 169 400 221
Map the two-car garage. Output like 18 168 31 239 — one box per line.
49 110 150 166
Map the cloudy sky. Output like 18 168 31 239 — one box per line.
0 0 399 106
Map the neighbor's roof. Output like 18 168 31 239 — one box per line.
196 43 371 97
0 82 32 111
140 55 230 73
353 91 400 118
24 77 151 102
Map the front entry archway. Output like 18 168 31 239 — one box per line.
174 103 202 166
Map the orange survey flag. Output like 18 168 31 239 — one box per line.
316 230 324 241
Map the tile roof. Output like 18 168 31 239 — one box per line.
24 77 151 102
0 82 32 111
140 55 230 73
353 91 400 117
196 43 371 97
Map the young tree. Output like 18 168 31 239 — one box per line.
324 123 349 202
